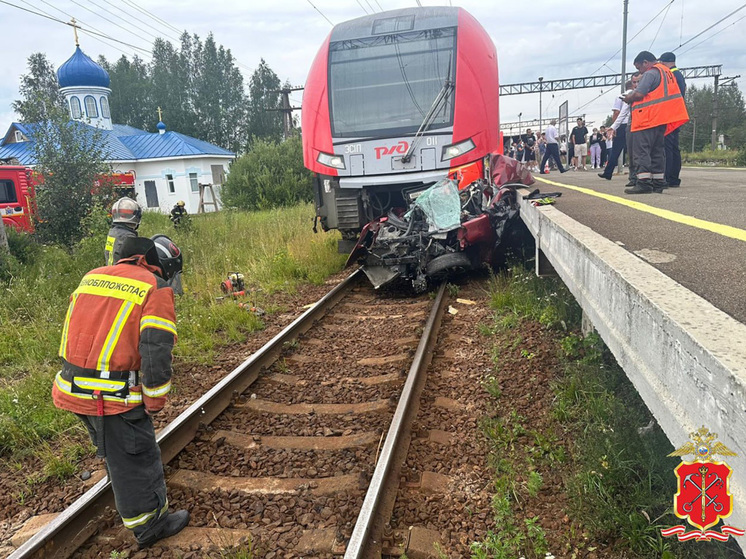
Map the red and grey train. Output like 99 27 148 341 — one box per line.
302 6 499 246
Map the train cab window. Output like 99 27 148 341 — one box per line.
0 180 18 204
329 28 456 138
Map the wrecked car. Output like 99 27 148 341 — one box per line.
346 154 535 292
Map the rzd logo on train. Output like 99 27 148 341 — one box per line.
374 141 409 159
661 426 745 541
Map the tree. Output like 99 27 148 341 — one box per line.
32 104 110 247
102 55 152 130
12 53 66 123
221 135 312 210
678 81 746 152
245 59 283 145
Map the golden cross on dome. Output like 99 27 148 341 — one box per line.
158 107 163 121
70 18 80 47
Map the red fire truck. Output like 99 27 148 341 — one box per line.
0 165 135 234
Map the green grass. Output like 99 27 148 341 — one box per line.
0 203 345 456
479 263 742 558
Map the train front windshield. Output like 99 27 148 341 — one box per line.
329 28 456 139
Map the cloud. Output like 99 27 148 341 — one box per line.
1 0 743 135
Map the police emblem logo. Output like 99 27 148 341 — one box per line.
662 426 745 541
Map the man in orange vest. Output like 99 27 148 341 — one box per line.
622 51 689 194
53 236 189 548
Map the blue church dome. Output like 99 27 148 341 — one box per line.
156 121 167 131
57 47 110 88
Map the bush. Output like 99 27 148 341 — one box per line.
7 227 41 265
221 135 313 210
681 149 742 166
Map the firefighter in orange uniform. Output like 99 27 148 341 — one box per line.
53 235 189 548
622 50 689 194
105 197 141 266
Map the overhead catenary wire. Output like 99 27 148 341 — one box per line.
355 0 369 15
678 13 746 56
306 0 334 25
648 0 673 49
588 0 676 78
675 2 746 50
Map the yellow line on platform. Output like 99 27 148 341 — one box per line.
534 176 746 243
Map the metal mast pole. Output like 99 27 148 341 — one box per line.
621 0 629 92
538 77 544 134
711 75 719 150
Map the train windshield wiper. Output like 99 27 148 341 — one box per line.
401 55 454 163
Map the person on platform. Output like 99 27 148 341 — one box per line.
598 73 641 181
539 119 567 174
52 236 189 549
570 118 589 170
659 51 687 187
622 51 688 194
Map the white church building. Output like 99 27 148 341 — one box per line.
0 43 235 214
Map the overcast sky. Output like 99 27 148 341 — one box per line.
1 0 744 136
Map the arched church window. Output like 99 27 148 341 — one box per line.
100 97 111 119
70 96 82 119
84 96 98 118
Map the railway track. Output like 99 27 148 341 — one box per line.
9 270 498 559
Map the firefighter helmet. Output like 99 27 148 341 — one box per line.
151 234 183 280
112 197 142 227
176 200 185 207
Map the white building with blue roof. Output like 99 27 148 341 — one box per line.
0 44 235 214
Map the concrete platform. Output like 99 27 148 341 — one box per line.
531 166 746 322
518 165 746 545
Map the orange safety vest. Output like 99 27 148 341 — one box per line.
52 256 177 416
631 63 689 135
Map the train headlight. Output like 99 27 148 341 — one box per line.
442 138 476 161
316 151 346 170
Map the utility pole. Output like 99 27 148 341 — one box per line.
268 86 303 140
621 0 629 93
711 75 719 151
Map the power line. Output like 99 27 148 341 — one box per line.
675 3 746 50
373 0 384 10
0 0 151 54
95 0 183 44
120 0 182 36
363 0 377 13
68 0 154 45
20 0 136 58
306 0 334 26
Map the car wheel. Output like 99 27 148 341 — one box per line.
426 252 473 279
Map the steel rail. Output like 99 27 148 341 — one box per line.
9 269 362 559
344 281 448 559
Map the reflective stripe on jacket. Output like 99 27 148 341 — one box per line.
104 225 137 266
53 256 176 415
631 63 689 135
